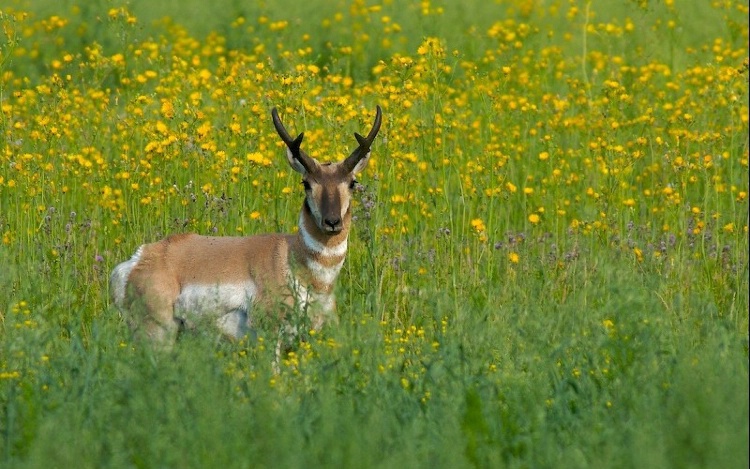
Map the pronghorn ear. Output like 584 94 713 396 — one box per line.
286 149 308 175
343 132 372 175
352 152 371 174
284 133 312 175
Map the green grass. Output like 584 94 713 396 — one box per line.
1 0 748 468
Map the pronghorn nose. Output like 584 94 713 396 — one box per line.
324 217 341 230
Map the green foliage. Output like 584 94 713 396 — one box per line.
1 0 748 468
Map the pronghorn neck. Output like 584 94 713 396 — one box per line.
293 201 350 293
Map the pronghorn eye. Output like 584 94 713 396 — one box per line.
302 180 312 191
349 179 358 190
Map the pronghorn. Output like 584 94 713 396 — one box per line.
110 106 382 349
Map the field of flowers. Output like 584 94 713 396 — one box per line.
1 0 748 468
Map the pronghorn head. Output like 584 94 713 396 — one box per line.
271 106 382 235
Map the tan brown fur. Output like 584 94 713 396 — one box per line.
110 106 382 349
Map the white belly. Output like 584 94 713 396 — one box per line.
174 282 258 338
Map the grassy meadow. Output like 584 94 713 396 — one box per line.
1 0 748 467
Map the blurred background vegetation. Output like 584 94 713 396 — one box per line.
0 1 747 468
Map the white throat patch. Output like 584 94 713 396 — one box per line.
299 212 348 257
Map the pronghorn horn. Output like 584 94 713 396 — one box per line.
271 107 316 172
343 105 382 173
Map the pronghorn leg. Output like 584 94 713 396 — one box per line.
273 322 300 373
216 309 251 340
126 274 180 350
139 314 180 351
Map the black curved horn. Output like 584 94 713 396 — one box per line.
271 107 315 171
343 105 382 172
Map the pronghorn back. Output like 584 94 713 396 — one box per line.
110 106 382 348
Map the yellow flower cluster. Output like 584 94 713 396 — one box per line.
0 5 745 245
0 3 746 379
